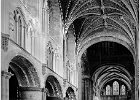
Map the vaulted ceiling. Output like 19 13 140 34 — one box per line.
59 0 139 47
59 0 138 93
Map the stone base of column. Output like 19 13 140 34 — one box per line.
19 87 43 100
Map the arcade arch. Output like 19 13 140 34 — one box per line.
45 75 63 100
80 41 135 100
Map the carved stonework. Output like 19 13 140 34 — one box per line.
63 79 67 87
1 70 13 79
42 64 47 75
9 12 15 34
1 33 10 52
45 41 54 69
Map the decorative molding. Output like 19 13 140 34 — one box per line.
1 33 10 52
42 64 47 75
42 88 49 93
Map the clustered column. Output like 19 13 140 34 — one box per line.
1 70 13 100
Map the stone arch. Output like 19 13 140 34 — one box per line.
45 75 63 98
9 55 40 87
92 65 132 82
92 64 132 95
100 77 131 92
77 35 135 63
65 87 76 100
101 79 130 96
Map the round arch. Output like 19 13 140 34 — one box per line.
45 75 63 98
77 34 135 63
9 55 40 87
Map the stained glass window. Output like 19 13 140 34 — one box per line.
106 85 111 95
113 81 119 95
121 85 125 95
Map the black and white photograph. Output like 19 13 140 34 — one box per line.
1 0 139 100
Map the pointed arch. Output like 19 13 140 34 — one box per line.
106 85 111 95
113 81 119 95
121 85 126 95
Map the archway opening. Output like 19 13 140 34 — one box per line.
8 55 40 100
65 87 76 100
45 75 63 100
81 41 134 100
9 67 19 100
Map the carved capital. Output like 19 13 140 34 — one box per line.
82 75 90 80
1 70 13 79
42 88 49 93
1 33 10 51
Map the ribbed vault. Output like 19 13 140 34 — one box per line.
59 0 138 51
92 65 132 92
58 0 138 99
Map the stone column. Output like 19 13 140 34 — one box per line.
82 75 93 100
134 61 138 100
19 87 43 100
1 71 13 100
63 38 67 80
78 63 82 100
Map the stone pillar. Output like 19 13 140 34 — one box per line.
78 63 82 100
63 38 67 80
134 61 138 100
1 71 13 100
82 75 93 100
19 87 43 100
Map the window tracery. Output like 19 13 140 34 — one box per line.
106 85 111 95
113 81 119 95
103 81 128 96
121 85 126 95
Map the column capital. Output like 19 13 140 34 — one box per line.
82 75 92 81
1 70 13 79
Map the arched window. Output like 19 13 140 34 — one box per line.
106 85 111 95
113 81 119 95
121 85 126 95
